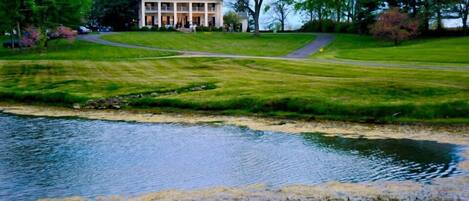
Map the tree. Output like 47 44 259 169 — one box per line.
0 0 32 48
370 8 418 45
38 0 91 47
223 11 241 31
265 0 293 31
231 0 265 35
331 0 346 22
0 0 90 48
294 0 316 22
90 0 139 31
455 0 469 33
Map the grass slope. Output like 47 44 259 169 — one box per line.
313 34 469 64
0 58 467 123
0 38 175 60
102 32 315 56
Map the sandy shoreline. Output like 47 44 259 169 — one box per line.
1 103 468 145
2 103 469 201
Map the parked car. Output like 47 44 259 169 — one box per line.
2 39 23 48
98 26 113 32
78 26 91 34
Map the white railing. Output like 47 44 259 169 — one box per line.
178 7 189 11
161 7 173 11
192 7 204 12
146 6 158 11
152 6 215 12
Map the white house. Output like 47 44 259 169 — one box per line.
139 0 224 28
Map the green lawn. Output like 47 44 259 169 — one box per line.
0 57 467 123
312 34 469 64
0 38 175 60
102 32 315 56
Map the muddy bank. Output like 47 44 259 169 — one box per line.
1 103 468 145
39 176 469 201
2 103 469 201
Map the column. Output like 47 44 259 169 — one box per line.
189 2 193 26
204 2 208 27
140 0 145 28
218 2 223 27
157 1 162 28
173 2 178 27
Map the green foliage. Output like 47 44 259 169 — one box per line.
0 0 91 48
223 11 241 27
265 0 294 31
90 0 139 31
299 20 356 33
158 26 167 32
196 26 210 32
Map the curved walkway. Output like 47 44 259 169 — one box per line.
78 32 469 71
78 32 219 56
78 32 333 59
285 34 335 58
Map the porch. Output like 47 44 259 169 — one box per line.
139 0 223 28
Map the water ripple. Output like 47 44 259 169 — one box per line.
0 113 463 201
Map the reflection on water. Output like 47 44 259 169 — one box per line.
0 113 463 201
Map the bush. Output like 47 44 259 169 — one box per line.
202 26 223 32
321 20 336 33
166 26 176 32
299 20 356 33
140 27 150 31
130 25 140 31
150 26 159 31
158 26 167 32
370 8 418 45
334 22 356 33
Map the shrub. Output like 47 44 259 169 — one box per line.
130 25 140 31
20 26 42 47
159 26 167 32
321 20 336 32
140 27 150 31
299 20 356 33
150 26 159 31
196 26 212 32
55 26 76 42
166 26 176 32
370 8 419 45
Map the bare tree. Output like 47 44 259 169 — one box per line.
231 0 265 35
265 0 293 31
456 0 469 34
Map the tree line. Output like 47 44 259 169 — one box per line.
233 0 469 35
1 0 468 44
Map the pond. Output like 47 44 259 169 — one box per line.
0 113 464 200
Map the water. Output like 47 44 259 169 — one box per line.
0 113 464 201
